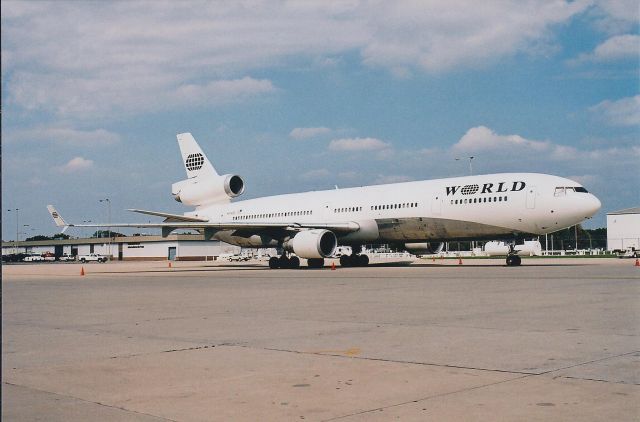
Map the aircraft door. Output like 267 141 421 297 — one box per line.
526 186 536 209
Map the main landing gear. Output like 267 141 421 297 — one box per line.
339 254 369 267
268 255 324 269
269 254 301 269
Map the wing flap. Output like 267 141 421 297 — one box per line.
127 208 209 222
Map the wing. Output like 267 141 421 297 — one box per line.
47 205 360 236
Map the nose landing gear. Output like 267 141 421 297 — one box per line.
506 254 521 266
505 242 522 266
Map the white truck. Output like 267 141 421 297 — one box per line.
79 253 108 263
59 253 76 262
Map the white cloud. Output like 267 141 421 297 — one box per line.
289 127 332 140
58 156 94 173
7 125 120 146
573 34 639 63
2 1 590 119
301 168 331 180
329 137 390 151
590 95 640 126
591 0 639 34
453 126 550 152
375 174 413 184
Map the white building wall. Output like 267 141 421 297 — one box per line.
177 241 240 259
124 242 177 260
607 212 640 250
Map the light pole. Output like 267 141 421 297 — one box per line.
82 220 92 239
7 208 19 253
455 156 474 175
99 199 111 260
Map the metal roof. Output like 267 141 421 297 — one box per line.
607 207 640 215
2 234 208 248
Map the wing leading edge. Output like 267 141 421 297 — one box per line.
47 205 360 236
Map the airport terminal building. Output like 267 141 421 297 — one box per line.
1 234 241 261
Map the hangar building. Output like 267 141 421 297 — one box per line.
606 207 640 251
1 234 241 261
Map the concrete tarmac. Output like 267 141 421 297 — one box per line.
2 258 639 421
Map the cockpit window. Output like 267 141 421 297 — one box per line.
555 186 589 196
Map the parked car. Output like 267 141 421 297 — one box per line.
58 253 76 262
79 253 108 263
42 252 56 262
23 254 45 262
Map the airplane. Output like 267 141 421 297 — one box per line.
48 133 601 268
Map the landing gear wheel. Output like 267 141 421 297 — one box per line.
289 256 300 269
278 256 290 268
506 255 521 266
348 254 360 267
358 254 369 266
307 258 324 268
268 257 279 269
340 255 351 267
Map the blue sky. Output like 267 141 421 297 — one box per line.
2 0 638 238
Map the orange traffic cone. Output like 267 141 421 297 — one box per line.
331 262 336 270
635 258 639 267
458 257 463 265
80 266 85 276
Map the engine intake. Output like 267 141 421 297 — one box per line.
172 174 245 206
284 229 337 259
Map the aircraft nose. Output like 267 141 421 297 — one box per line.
584 194 601 218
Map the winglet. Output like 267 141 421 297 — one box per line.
47 205 70 232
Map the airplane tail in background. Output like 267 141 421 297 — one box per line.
47 205 70 233
172 133 245 207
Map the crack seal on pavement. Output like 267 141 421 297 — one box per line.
3 382 178 422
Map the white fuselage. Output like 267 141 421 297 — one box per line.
188 173 601 248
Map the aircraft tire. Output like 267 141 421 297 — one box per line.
278 256 290 268
289 256 300 269
308 258 324 268
339 255 350 267
268 257 280 269
358 254 369 266
506 255 521 266
349 254 360 267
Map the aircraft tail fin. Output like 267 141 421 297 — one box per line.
176 133 219 179
47 205 70 233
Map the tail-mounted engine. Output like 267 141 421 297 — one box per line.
172 174 244 207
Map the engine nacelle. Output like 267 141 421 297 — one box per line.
284 229 337 259
172 174 244 206
404 242 444 256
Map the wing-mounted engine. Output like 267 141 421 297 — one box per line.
404 242 444 256
283 229 337 259
172 174 244 206
172 132 245 207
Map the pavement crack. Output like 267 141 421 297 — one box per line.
3 382 178 422
321 374 533 421
224 344 538 376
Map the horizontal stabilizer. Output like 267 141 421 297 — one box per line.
127 208 209 223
